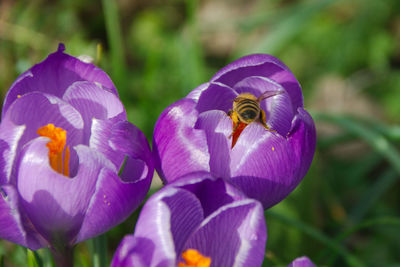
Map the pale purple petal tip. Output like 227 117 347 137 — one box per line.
288 256 316 267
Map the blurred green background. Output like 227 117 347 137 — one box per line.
1 0 400 266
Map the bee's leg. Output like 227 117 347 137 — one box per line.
229 111 239 138
259 110 275 132
229 122 239 138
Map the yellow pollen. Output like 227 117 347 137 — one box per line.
37 124 70 176
178 249 211 267
272 147 275 151
17 94 22 98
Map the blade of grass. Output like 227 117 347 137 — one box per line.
91 234 108 267
101 0 126 91
312 112 400 176
234 0 336 56
349 168 398 223
265 210 365 267
27 249 43 267
323 216 400 265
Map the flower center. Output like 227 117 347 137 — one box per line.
178 249 211 267
37 124 70 176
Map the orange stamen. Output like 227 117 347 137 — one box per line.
178 249 211 267
37 124 70 176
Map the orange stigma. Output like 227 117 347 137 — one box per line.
37 124 70 176
178 249 211 267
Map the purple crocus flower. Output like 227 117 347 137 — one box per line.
153 54 316 209
111 173 267 267
0 44 153 262
288 256 316 267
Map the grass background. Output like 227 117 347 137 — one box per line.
0 0 400 266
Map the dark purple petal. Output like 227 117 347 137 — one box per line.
2 44 117 117
230 108 316 208
194 110 232 179
0 185 44 250
176 174 244 219
63 81 126 144
210 54 303 110
17 137 115 245
195 82 237 113
233 76 294 136
184 199 266 267
153 99 210 183
288 256 316 267
111 235 155 267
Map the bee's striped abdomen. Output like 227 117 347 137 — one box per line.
236 99 260 122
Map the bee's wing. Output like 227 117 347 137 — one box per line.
257 90 283 102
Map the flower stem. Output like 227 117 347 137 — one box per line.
50 246 74 267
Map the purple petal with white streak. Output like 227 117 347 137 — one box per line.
184 199 266 267
0 185 44 250
63 81 126 144
153 99 210 182
194 111 232 179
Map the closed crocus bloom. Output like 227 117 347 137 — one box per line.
153 54 316 208
0 44 153 263
111 174 267 267
288 256 316 267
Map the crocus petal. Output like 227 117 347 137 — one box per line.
153 99 210 182
111 235 155 267
75 167 150 243
194 110 232 179
2 44 117 117
17 137 115 245
4 92 84 175
4 93 84 149
195 82 237 113
210 54 303 110
0 185 44 250
230 108 316 208
0 119 25 184
133 187 205 266
89 118 125 169
76 122 153 242
63 81 126 144
233 76 294 136
288 256 316 267
187 83 210 101
184 199 266 267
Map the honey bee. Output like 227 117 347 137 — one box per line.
227 91 281 145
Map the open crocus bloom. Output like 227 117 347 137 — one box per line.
153 54 316 208
111 174 267 267
0 44 153 252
